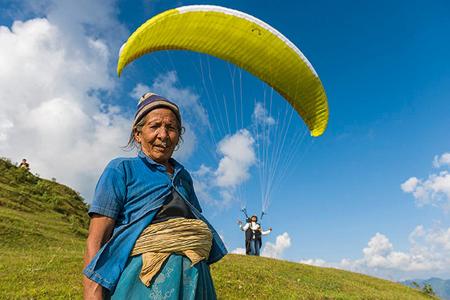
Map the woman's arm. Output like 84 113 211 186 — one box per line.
83 214 116 300
261 227 272 235
239 222 250 231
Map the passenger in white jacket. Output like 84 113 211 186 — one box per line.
238 215 272 256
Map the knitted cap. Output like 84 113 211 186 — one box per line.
133 92 181 127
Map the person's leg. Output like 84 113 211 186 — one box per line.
250 240 256 255
255 239 261 256
245 240 251 255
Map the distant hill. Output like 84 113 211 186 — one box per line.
402 278 450 300
0 157 439 299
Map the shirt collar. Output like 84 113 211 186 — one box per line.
138 150 184 173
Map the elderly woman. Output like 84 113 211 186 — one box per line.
83 93 227 299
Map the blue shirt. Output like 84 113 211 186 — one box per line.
83 151 227 292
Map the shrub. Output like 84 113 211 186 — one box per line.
422 283 435 296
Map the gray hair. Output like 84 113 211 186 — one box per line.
124 113 184 151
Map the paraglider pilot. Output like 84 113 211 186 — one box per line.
238 215 272 256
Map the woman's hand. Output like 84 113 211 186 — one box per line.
83 214 115 300
237 220 242 225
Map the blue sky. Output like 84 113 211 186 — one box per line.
1 0 449 280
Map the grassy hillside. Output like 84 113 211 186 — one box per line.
211 255 437 299
0 158 88 298
0 158 437 299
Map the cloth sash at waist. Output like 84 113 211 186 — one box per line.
131 217 213 286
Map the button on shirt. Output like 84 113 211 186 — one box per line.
83 151 227 292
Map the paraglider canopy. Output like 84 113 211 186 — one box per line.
117 5 329 137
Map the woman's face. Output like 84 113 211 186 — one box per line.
135 108 180 166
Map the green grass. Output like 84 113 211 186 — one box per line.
0 158 88 299
211 255 437 299
0 158 437 299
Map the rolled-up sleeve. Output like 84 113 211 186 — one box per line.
89 164 126 220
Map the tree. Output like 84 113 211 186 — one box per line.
421 283 435 296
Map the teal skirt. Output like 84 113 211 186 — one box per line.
110 254 217 300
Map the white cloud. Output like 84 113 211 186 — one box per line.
299 258 327 267
362 233 417 270
427 227 450 251
401 172 450 210
41 0 127 52
408 225 425 242
174 122 197 162
252 102 275 126
215 129 256 187
402 153 450 211
191 163 235 209
363 232 393 258
191 166 219 206
262 232 291 259
129 83 151 100
149 71 209 127
300 225 450 280
191 130 257 209
0 2 131 200
231 248 246 255
400 177 419 193
433 152 450 168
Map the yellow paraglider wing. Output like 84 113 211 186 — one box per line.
118 5 328 137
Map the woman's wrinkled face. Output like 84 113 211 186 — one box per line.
134 108 180 166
